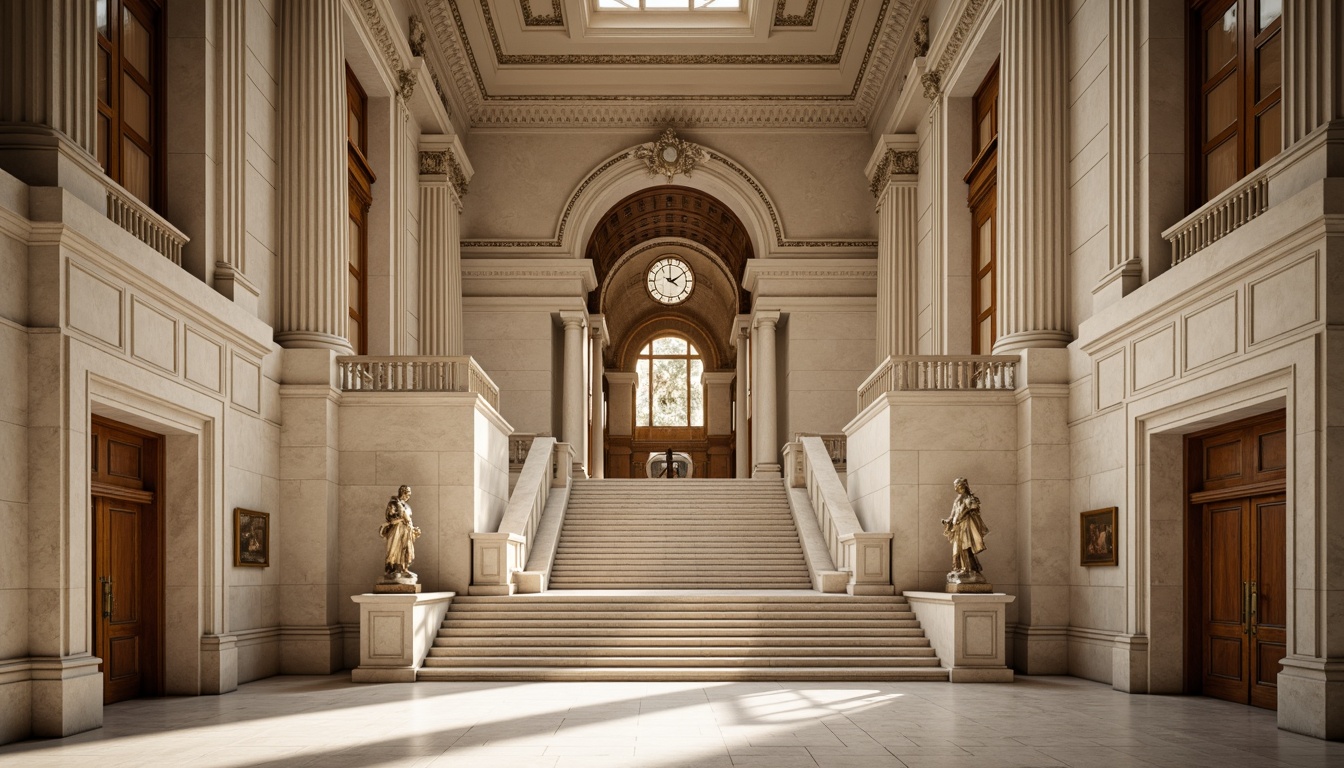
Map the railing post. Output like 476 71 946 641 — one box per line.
552 442 574 488
782 442 805 488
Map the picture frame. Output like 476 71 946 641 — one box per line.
1080 507 1118 566
234 508 270 567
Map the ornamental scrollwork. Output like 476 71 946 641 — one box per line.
920 71 942 101
913 16 930 58
397 69 417 101
409 15 428 58
634 128 705 183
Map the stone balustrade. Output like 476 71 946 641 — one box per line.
470 439 572 595
508 433 537 470
858 355 1020 411
787 436 893 596
337 355 500 410
105 182 188 265
1164 167 1270 265
793 432 846 469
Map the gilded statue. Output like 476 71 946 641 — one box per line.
941 477 992 592
379 485 422 586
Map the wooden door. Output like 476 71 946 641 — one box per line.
1199 493 1286 708
1187 411 1287 710
91 418 162 704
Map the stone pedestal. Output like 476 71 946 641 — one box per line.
349 592 454 683
905 591 1016 682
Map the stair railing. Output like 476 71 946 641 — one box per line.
469 437 572 594
788 436 894 595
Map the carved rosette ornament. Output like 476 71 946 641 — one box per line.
920 71 942 101
396 69 417 101
408 14 427 57
419 150 469 197
635 128 706 183
868 149 919 197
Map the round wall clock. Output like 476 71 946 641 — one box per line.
646 256 694 305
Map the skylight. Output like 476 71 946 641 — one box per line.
596 1 741 9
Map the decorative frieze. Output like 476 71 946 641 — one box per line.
774 0 818 27
520 0 563 27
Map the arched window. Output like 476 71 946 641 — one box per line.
635 336 704 427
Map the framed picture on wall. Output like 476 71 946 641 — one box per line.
235 508 270 567
1080 507 1118 566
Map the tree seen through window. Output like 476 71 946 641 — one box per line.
635 337 704 427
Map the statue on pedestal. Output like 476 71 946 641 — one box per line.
376 485 423 593
942 477 992 593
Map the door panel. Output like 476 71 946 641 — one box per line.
1250 495 1286 710
1202 498 1248 702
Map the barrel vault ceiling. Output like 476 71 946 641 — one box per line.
414 0 922 128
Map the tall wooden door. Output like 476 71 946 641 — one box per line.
91 418 162 704
1187 411 1287 710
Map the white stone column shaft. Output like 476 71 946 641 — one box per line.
1284 0 1344 145
752 311 781 478
734 319 750 478
560 311 587 475
276 0 350 352
418 154 464 355
589 318 608 479
994 0 1071 353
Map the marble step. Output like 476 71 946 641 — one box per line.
448 598 911 609
427 645 937 658
417 666 949 682
450 594 908 604
440 619 922 629
437 626 927 638
421 655 943 668
433 634 930 647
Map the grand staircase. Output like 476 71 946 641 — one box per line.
418 478 947 682
550 478 812 589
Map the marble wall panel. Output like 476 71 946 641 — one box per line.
1132 324 1175 392
1249 252 1319 346
1183 294 1238 372
66 264 123 349
184 328 223 392
130 298 177 374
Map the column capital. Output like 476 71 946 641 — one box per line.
605 371 638 386
701 371 737 386
557 310 587 330
418 134 472 199
752 310 782 330
588 314 610 346
865 134 920 199
731 315 752 346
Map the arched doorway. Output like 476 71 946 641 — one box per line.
587 186 752 478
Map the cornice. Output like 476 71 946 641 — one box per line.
924 0 990 98
421 0 919 129
355 0 404 74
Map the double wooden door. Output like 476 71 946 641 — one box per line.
91 418 162 704
1188 412 1287 710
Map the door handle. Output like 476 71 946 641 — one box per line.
1250 580 1258 635
1241 581 1249 634
100 576 114 619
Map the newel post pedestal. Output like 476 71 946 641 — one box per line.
349 592 454 682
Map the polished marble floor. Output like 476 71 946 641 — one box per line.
1 674 1339 767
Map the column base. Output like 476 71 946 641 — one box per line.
1277 656 1344 740
213 262 261 315
992 330 1071 354
0 127 107 214
1091 258 1142 311
28 656 103 739
752 463 782 479
200 634 239 695
275 330 354 355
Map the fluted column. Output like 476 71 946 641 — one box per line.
0 0 96 154
752 311 782 478
866 136 920 360
733 317 750 478
276 0 350 353
994 0 1071 353
589 316 608 479
1284 0 1343 145
560 311 587 475
1093 0 1142 310
418 142 467 355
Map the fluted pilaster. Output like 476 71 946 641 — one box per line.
1284 0 1344 145
867 137 920 360
0 0 96 155
276 0 350 352
995 0 1071 353
1095 0 1142 309
733 318 750 479
418 149 465 356
560 311 587 475
752 311 781 478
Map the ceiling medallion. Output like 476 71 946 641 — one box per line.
635 128 706 183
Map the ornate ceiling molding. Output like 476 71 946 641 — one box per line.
462 139 877 251
774 0 819 27
519 0 563 27
420 0 918 129
924 0 991 98
356 0 405 73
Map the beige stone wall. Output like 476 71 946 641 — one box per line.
245 0 281 326
780 304 876 438
460 129 878 245
462 303 562 437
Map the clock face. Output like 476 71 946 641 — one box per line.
646 257 694 305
